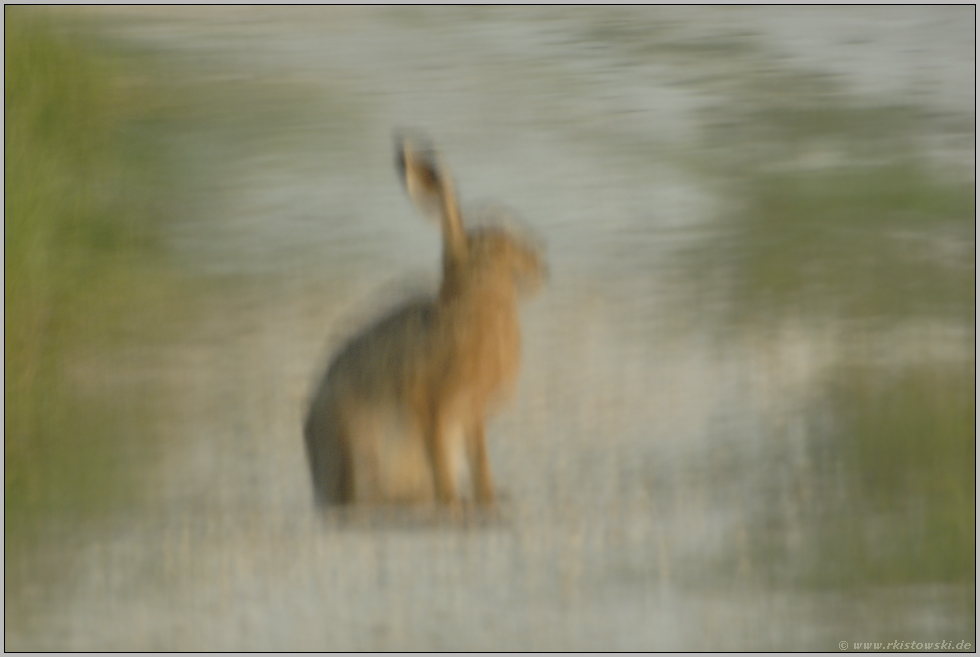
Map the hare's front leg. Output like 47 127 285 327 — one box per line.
468 421 496 506
428 412 461 506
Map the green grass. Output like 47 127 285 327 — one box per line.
691 162 975 326
805 362 975 587
4 8 360 587
4 7 181 537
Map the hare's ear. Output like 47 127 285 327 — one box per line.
394 131 468 267
395 132 441 220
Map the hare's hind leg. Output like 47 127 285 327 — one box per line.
304 400 354 507
350 404 436 504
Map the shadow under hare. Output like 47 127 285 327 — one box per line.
304 132 546 510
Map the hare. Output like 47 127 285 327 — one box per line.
303 132 546 509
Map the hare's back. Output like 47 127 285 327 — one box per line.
325 296 440 399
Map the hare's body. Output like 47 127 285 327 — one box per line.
304 134 545 508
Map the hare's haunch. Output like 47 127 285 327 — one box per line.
304 133 546 508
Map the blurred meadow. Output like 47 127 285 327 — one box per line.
4 6 975 650
5 6 187 583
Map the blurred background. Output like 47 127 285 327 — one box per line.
4 6 974 650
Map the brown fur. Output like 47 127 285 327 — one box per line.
304 133 546 508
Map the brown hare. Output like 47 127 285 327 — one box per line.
304 132 546 509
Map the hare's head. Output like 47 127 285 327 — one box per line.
466 226 548 299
